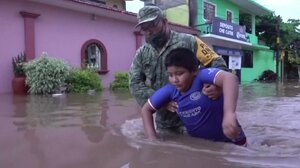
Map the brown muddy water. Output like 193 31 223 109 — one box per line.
1 81 300 168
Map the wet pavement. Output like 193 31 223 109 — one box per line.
0 80 300 168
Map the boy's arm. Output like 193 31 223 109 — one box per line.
214 71 241 139
141 84 174 139
141 101 158 139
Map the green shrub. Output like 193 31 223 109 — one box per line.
66 69 103 93
24 52 71 94
110 72 129 90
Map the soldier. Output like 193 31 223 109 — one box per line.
129 5 228 134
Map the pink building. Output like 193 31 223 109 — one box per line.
0 0 198 94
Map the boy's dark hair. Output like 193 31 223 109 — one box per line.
165 48 198 72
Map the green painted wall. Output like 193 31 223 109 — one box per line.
199 0 239 22
196 0 277 82
241 49 275 81
162 0 278 82
247 33 258 44
196 0 239 32
166 3 189 26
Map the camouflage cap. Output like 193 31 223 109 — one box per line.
135 5 164 28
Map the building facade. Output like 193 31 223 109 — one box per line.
0 0 199 94
154 0 276 82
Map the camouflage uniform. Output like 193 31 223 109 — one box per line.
129 30 228 130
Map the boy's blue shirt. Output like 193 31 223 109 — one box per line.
149 68 246 143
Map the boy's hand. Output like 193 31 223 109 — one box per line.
222 113 241 139
202 84 222 100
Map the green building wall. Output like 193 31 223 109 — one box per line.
162 0 277 82
241 49 275 81
196 0 239 25
195 0 277 82
165 3 189 26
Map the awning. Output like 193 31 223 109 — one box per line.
201 33 252 49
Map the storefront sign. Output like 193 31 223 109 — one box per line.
214 46 243 57
214 46 242 69
212 17 247 42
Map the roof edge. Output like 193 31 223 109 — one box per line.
249 0 273 14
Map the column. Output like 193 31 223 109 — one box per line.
20 11 40 60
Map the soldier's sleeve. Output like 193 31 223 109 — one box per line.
129 50 155 107
195 37 228 71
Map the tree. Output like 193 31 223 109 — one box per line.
280 19 300 50
255 13 300 51
255 13 281 50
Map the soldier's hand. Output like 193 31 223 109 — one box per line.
166 101 178 112
202 84 222 100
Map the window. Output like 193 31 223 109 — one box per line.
203 1 215 22
241 50 253 68
227 10 232 22
81 39 108 74
221 55 229 67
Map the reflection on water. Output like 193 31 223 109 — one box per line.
13 93 107 135
0 81 300 168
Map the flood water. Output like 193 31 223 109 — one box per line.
1 81 300 168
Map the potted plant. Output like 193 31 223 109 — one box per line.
12 52 28 95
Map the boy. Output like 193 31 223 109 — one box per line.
141 48 247 146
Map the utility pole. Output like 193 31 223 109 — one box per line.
275 17 280 81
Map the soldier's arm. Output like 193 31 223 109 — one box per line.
194 37 227 99
129 51 155 107
195 37 228 71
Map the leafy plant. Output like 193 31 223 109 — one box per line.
257 69 277 82
12 52 27 77
289 55 300 65
109 72 129 90
285 39 300 65
24 52 71 94
256 13 300 50
66 69 103 93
